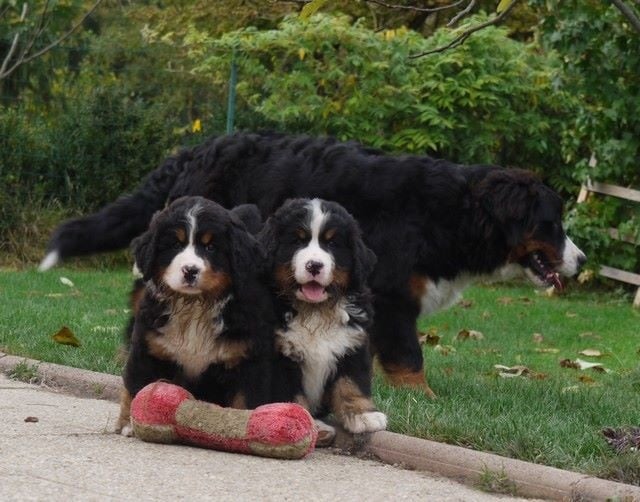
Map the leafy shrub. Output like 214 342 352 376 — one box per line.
533 1 640 276
188 14 571 174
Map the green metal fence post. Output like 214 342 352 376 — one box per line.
226 49 238 134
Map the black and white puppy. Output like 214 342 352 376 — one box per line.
260 198 386 436
116 196 275 435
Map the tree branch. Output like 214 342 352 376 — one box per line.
0 0 103 80
0 2 28 78
610 0 640 34
409 0 518 58
365 0 466 13
447 0 476 27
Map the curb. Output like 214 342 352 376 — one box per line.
2 352 639 501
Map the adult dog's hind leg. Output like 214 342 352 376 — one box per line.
370 294 436 398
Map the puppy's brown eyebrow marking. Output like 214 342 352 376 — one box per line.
201 232 213 246
296 228 308 240
324 228 336 240
175 228 187 243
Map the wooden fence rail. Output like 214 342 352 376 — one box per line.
577 180 640 307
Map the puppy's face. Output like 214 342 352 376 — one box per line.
134 197 259 298
261 198 375 304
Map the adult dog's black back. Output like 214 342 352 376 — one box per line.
43 132 586 395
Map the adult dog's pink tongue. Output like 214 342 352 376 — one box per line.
301 283 326 302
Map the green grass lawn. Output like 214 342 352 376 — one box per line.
1 268 639 483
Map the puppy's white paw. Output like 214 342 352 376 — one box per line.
343 411 387 434
119 423 134 437
314 419 336 447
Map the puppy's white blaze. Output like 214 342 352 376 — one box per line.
292 199 334 285
163 244 205 292
186 204 201 245
38 250 59 272
343 411 388 434
558 236 585 277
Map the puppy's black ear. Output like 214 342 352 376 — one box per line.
131 229 156 281
351 231 377 291
228 215 266 297
478 170 537 247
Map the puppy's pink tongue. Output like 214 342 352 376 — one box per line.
301 282 326 302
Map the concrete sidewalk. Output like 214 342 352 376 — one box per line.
0 374 527 502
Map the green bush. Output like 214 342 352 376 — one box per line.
0 86 187 260
189 14 571 174
533 0 640 276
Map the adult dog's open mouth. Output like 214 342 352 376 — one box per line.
526 250 563 291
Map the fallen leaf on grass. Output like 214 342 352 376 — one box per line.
578 375 596 384
433 344 456 356
577 269 595 284
44 293 64 298
51 326 81 347
418 329 440 346
579 332 601 340
602 427 640 453
456 329 484 341
59 277 75 287
578 349 603 357
565 311 578 318
481 311 491 320
458 299 474 309
532 333 544 344
534 348 559 354
90 326 119 334
497 297 513 305
538 286 557 297
559 358 610 372
494 364 529 377
24 416 39 423
494 364 547 379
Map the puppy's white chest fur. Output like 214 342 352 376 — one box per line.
276 300 366 413
155 296 231 378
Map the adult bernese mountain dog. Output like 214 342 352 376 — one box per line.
42 132 586 397
116 196 275 435
262 198 386 440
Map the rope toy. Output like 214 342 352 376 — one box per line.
130 381 317 459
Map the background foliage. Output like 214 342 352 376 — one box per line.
1 0 638 278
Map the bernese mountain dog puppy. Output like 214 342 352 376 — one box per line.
43 132 587 398
261 198 386 438
116 196 275 435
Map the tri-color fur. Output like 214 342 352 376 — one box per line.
43 132 586 396
116 196 275 435
262 198 386 435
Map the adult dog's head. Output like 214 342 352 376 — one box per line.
132 196 263 298
259 198 376 304
475 168 586 290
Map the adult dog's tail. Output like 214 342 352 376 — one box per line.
39 152 188 271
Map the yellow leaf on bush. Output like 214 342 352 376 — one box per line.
52 326 81 347
496 0 514 13
298 48 306 61
192 119 202 133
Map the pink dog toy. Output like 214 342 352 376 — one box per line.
130 381 317 459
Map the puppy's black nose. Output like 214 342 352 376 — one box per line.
305 260 323 277
182 265 199 283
